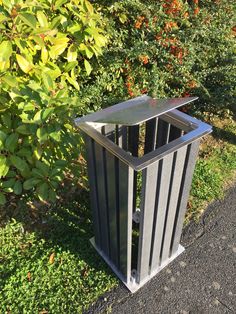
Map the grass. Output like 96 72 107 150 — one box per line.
187 112 236 221
0 110 235 313
0 192 117 313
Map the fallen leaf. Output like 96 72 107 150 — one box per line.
49 252 55 264
27 271 31 282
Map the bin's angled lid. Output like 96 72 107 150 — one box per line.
75 95 198 126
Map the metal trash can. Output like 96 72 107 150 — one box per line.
75 95 212 293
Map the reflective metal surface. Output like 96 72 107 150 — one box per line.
78 109 212 171
75 95 198 126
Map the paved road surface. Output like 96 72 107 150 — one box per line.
86 184 236 314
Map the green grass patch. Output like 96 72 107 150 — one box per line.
0 193 117 313
187 114 236 221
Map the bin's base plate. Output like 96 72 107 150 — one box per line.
90 237 185 293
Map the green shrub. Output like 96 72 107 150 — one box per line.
0 0 106 204
0 0 235 205
79 0 235 112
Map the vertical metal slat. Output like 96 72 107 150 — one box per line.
119 161 134 281
156 119 170 148
137 162 159 283
150 153 174 272
117 126 128 150
168 125 182 142
144 118 158 154
170 140 200 255
106 151 119 267
104 124 116 142
160 146 188 264
128 125 139 212
84 135 101 247
94 142 110 257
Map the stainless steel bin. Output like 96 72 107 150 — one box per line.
75 95 212 293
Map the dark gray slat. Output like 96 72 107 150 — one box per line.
128 125 139 212
168 125 183 142
117 125 128 150
150 153 174 272
156 119 170 148
128 125 139 156
144 118 158 154
170 140 200 255
160 146 188 264
83 135 101 247
105 151 119 267
137 162 159 283
119 161 134 281
94 142 110 257
104 124 116 142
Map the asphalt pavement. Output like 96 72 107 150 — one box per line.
85 183 236 314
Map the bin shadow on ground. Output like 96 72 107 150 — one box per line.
211 125 236 146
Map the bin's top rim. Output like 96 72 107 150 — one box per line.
75 95 198 127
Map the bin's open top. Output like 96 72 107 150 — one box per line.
75 95 198 126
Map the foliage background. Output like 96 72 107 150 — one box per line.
0 0 235 204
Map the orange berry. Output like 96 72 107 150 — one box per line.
139 55 149 65
194 7 200 15
184 11 189 18
135 21 142 29
187 80 197 89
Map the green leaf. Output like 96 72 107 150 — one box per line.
5 133 19 153
54 0 68 9
94 34 107 47
85 47 94 59
19 12 37 29
119 13 128 24
36 127 48 142
0 192 6 205
33 110 42 124
0 156 9 178
84 59 92 75
41 46 48 64
10 155 29 173
48 188 56 202
42 72 54 91
0 130 7 142
49 131 61 142
32 168 44 178
23 178 41 190
67 24 82 34
67 44 77 62
49 42 68 59
2 178 15 189
33 145 42 160
66 75 80 90
0 41 12 62
64 61 78 72
37 182 49 201
17 148 32 159
42 108 54 120
2 75 18 87
16 125 32 135
85 0 94 14
36 11 48 28
16 54 33 73
13 181 22 195
24 103 36 111
1 113 12 129
36 160 49 176
6 171 16 178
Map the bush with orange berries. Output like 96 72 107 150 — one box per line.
80 0 235 114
